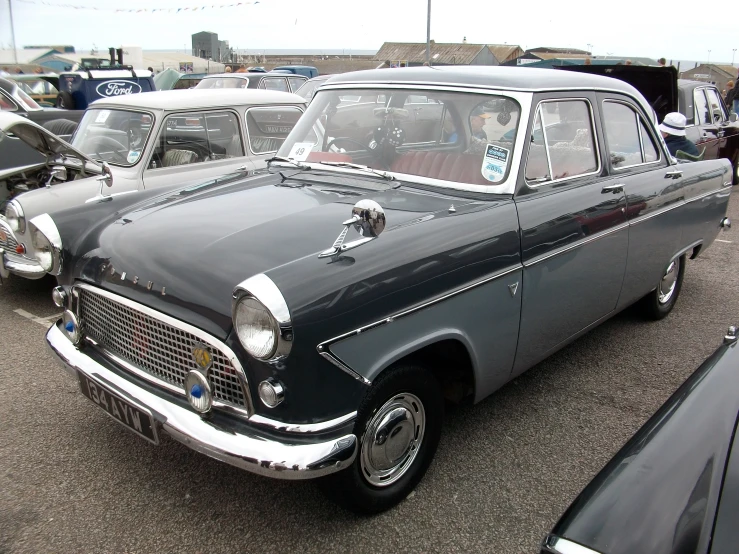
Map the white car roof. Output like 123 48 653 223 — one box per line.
88 89 306 111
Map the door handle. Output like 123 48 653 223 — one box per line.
601 184 624 194
665 169 683 179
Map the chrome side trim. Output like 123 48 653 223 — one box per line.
542 535 602 554
524 222 629 268
628 201 684 226
249 411 358 433
316 263 523 384
75 282 255 416
685 187 723 204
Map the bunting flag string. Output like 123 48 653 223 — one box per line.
15 0 260 13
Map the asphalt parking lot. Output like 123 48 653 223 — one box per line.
1 191 738 554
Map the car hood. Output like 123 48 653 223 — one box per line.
0 111 97 163
71 173 474 338
554 64 678 122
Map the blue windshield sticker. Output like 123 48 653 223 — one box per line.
127 150 141 164
481 144 509 183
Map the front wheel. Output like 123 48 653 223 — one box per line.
319 364 443 514
637 255 685 320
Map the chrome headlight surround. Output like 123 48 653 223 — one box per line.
28 213 62 275
5 199 25 234
232 274 293 362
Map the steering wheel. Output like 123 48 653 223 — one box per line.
325 137 390 170
86 136 129 165
128 127 143 149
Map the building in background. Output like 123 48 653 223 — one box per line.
191 31 232 63
680 64 738 93
373 41 523 67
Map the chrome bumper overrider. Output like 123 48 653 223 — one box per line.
46 321 358 479
0 248 46 280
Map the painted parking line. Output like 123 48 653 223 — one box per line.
716 239 733 243
14 309 63 327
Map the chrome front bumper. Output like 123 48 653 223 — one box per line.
0 248 46 281
46 321 358 479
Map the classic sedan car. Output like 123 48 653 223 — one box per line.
40 67 731 514
542 325 739 554
195 72 308 93
0 88 306 280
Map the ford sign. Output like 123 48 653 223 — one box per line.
95 80 142 97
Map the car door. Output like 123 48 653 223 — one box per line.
512 94 628 375
688 87 722 160
143 110 253 190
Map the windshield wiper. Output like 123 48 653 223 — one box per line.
314 161 395 181
267 156 310 170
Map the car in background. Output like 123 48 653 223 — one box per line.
55 67 156 110
556 64 739 183
171 73 206 90
0 88 306 281
195 71 307 93
39 66 731 515
294 74 331 103
0 76 83 135
271 65 319 79
12 73 60 106
542 324 739 554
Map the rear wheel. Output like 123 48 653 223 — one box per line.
638 255 685 320
319 364 443 514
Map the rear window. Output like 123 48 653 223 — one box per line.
195 77 249 89
245 106 303 154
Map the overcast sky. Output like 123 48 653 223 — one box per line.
0 0 737 64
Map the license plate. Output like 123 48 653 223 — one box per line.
78 372 158 444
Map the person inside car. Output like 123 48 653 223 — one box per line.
659 112 699 157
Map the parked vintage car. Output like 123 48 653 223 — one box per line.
0 76 83 133
294 74 331 103
542 325 739 554
557 65 739 183
0 88 306 280
40 67 731 514
271 65 319 79
194 71 308 93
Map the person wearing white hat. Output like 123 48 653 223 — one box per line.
659 112 699 157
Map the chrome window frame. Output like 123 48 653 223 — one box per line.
602 99 664 171
243 104 305 156
524 97 601 188
704 86 728 123
145 107 245 171
0 89 19 112
287 76 308 92
694 87 711 126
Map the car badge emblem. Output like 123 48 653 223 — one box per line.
191 343 213 370
0 229 6 243
508 282 519 297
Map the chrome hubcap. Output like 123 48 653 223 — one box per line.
658 258 679 304
360 393 425 487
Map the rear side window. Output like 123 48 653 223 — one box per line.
287 77 306 92
602 101 660 168
149 110 244 169
694 89 710 124
245 106 303 154
705 88 727 123
262 78 289 92
525 99 598 184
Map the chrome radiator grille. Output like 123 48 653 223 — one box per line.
78 286 250 412
0 230 18 252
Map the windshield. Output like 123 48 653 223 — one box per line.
195 77 249 89
72 109 154 167
277 88 521 187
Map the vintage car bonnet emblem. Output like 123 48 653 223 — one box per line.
318 199 386 259
191 343 213 370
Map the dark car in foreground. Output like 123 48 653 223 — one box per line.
38 66 731 514
542 325 739 554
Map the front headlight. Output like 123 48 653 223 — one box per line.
5 200 25 233
28 214 62 275
232 274 293 362
234 297 278 359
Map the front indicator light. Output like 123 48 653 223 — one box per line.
258 379 285 408
52 286 67 308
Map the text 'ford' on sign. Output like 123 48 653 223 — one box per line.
96 80 142 97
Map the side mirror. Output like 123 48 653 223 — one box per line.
47 165 67 186
318 199 387 258
99 162 113 188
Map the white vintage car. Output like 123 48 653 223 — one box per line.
0 88 306 281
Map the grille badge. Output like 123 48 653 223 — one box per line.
0 229 7 242
192 343 213 370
